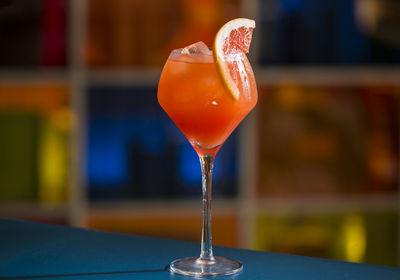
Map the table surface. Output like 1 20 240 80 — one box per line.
1 218 399 280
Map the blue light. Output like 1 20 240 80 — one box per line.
87 119 128 186
177 144 200 186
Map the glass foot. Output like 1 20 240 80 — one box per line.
170 256 243 277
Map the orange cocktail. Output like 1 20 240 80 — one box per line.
158 46 257 156
158 18 256 277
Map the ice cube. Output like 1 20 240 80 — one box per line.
168 41 213 63
183 41 212 55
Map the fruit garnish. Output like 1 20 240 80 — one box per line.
213 18 255 100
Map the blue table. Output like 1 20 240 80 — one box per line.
1 218 399 279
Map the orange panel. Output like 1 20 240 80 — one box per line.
87 213 237 247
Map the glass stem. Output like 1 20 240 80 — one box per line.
199 154 215 262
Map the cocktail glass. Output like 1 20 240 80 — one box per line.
157 41 257 277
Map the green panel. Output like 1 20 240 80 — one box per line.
255 211 398 267
0 113 39 200
364 212 398 267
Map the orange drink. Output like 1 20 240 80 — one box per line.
158 49 257 156
158 19 256 277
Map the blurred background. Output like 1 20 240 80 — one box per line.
0 0 400 268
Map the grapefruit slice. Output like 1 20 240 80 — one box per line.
214 18 255 100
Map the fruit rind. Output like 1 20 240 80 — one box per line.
213 18 255 101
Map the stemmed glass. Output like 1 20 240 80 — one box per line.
157 40 257 277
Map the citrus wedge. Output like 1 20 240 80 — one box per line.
214 18 255 100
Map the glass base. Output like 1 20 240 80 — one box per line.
169 256 243 277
